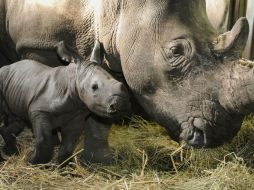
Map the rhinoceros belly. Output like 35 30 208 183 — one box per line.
5 0 94 65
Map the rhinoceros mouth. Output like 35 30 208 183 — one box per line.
179 113 242 148
180 117 208 148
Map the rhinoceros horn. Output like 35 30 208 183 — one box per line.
212 17 249 57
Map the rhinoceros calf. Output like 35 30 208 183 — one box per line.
0 41 131 165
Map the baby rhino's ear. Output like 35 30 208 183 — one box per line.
90 40 104 64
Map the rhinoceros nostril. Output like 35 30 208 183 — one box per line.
92 83 98 91
109 104 116 112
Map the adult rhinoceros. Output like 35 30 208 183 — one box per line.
0 0 251 163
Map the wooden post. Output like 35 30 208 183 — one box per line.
243 0 254 60
206 0 232 32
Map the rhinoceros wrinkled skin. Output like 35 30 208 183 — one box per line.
0 41 130 164
0 0 252 162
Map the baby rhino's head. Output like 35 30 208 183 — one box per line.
76 63 131 118
55 40 131 119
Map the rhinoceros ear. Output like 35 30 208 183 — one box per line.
212 17 249 57
90 40 104 64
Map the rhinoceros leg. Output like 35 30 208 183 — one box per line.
81 116 113 165
1 118 25 156
0 0 19 67
55 41 84 64
0 96 25 156
55 40 103 65
28 111 54 165
57 113 86 166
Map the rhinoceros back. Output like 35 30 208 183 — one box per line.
0 60 51 120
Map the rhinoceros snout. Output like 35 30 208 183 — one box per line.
104 89 131 117
186 128 205 147
180 117 209 148
108 96 131 115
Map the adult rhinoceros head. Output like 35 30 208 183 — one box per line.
93 0 250 148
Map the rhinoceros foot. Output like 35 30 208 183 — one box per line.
3 144 18 156
80 148 115 165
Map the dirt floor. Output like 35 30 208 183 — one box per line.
0 115 254 190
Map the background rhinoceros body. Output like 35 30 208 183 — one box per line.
0 0 251 152
0 0 95 66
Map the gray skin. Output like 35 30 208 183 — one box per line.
0 41 130 165
0 0 252 161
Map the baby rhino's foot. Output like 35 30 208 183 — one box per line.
28 151 52 165
0 155 5 162
3 144 18 156
0 129 19 156
81 148 115 165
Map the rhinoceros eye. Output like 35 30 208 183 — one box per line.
163 39 192 67
163 44 183 58
168 46 183 57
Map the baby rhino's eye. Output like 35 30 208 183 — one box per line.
92 83 99 91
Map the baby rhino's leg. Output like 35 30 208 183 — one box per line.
81 116 113 165
29 111 54 165
57 112 86 166
1 116 25 156
0 92 24 155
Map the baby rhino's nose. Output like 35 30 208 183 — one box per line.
107 83 131 116
108 96 131 114
91 83 99 92
109 103 117 112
